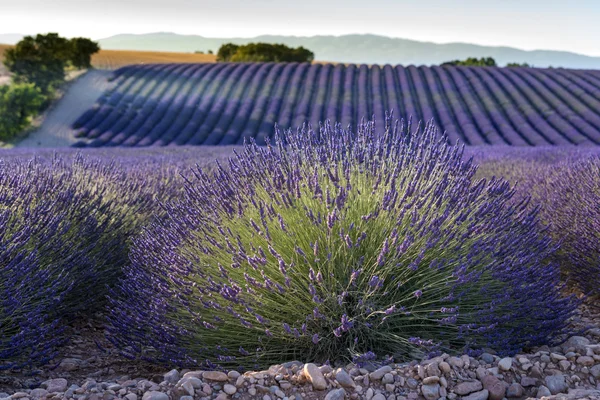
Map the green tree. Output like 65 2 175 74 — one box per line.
0 83 44 141
69 37 100 69
441 57 497 67
216 43 240 62
217 42 314 63
3 34 69 94
506 62 530 68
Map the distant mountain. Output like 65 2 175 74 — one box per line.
0 33 25 45
97 32 600 69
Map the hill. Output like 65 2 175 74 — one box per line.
97 32 600 69
68 62 600 148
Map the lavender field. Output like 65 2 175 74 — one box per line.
71 63 600 147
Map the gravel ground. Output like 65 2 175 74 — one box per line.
1 302 599 400
13 70 114 148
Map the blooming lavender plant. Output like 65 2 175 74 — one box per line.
108 117 578 369
0 153 181 369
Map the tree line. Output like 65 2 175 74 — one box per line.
1 33 100 142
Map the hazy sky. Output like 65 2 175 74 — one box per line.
1 0 599 56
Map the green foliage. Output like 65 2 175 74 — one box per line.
441 57 497 67
69 37 100 69
194 50 205 54
216 43 240 62
3 33 100 93
506 62 531 68
4 34 68 94
0 83 44 141
207 49 214 55
217 42 315 63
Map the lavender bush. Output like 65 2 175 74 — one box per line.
0 153 180 369
108 117 577 369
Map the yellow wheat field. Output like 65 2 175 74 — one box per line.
0 44 217 72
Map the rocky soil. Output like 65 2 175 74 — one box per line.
1 303 599 400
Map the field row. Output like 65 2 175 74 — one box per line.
72 62 600 147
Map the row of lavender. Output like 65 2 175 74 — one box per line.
71 63 600 147
1 121 599 370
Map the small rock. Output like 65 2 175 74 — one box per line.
537 386 552 398
545 374 567 395
369 366 392 380
141 392 168 400
421 383 440 400
460 389 489 400
224 384 237 395
365 388 374 400
10 393 28 399
422 377 439 385
551 353 566 361
214 394 228 400
439 362 451 374
303 363 327 390
202 371 228 382
454 381 483 395
385 383 395 393
29 389 48 399
228 371 240 379
498 357 512 371
324 388 346 400
590 364 600 378
44 379 68 393
506 383 523 398
521 376 538 387
406 378 418 389
335 369 355 388
179 397 193 400
181 381 194 396
382 373 394 384
124 394 137 400
481 375 505 400
562 336 590 354
448 357 464 369
320 365 333 374
480 353 494 364
164 369 180 384
559 359 571 371
577 356 595 366
426 362 441 377
372 394 386 400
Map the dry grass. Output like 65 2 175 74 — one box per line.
0 44 216 72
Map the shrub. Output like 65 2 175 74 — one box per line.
217 42 315 63
0 83 45 141
108 118 577 369
0 154 171 369
539 157 599 298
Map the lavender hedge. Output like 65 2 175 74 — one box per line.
0 153 183 369
108 117 578 369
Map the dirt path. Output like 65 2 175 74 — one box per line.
15 70 114 148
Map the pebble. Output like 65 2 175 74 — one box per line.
454 380 483 395
421 384 440 400
202 371 228 382
422 376 439 385
426 362 441 377
223 384 237 395
577 356 595 366
44 379 68 393
439 362 451 374
537 385 552 398
498 357 512 371
545 374 567 395
324 388 346 400
141 392 168 400
303 363 327 390
29 389 48 399
562 336 591 353
481 375 505 400
163 369 179 384
506 383 524 398
591 364 600 378
124 394 137 400
460 389 489 400
228 370 240 379
480 353 494 364
369 366 392 380
448 357 464 368
335 369 355 388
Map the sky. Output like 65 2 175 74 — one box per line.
1 0 599 56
